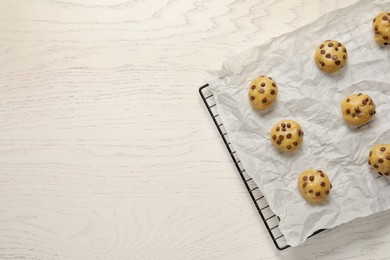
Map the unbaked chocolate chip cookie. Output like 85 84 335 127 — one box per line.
270 119 303 152
248 76 278 110
298 169 332 204
373 12 390 46
315 40 348 73
368 144 390 176
341 93 376 126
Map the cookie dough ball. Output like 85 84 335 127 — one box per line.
341 93 376 126
315 40 348 73
372 12 390 46
298 169 332 204
270 119 303 152
368 144 390 176
248 76 278 110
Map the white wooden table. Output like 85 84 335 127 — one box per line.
1 0 389 259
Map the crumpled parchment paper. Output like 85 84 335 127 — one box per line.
209 0 390 247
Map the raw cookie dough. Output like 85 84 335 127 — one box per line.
248 76 278 110
368 144 390 176
270 119 303 152
341 93 376 126
298 169 332 204
315 40 348 73
373 12 390 46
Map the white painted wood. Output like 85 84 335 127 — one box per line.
1 0 389 259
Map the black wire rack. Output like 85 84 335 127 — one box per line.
199 83 328 250
199 83 290 250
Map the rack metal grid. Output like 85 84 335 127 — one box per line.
199 84 289 250
199 84 325 250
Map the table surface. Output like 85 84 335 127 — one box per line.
1 0 390 259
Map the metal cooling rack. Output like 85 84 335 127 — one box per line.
199 84 290 250
199 84 329 250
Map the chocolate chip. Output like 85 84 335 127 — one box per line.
298 129 302 136
385 43 389 45
320 61 325 66
357 93 362 96
321 182 325 187
303 183 307 187
259 88 265 93
286 123 291 128
286 133 292 139
330 183 332 189
332 55 338 60
309 176 314 181
287 145 292 150
262 97 267 103
369 151 372 156
303 176 308 181
368 159 371 165
385 172 390 176
272 135 277 140
276 140 281 145
276 127 280 131
301 131 304 136
355 108 360 113
325 53 331 58
272 83 276 87
351 113 356 118
343 55 346 60
379 172 383 176
321 50 325 54
320 44 324 49
384 35 389 40
373 18 376 22
320 173 324 177
282 128 286 132
374 164 379 168
383 16 388 20
270 89 275 95
328 43 333 47
281 123 286 127
378 159 384 163
325 190 329 195
293 141 298 146
346 98 350 102
261 83 265 87
279 135 284 141
362 99 367 105
380 147 386 152
308 190 313 193
369 110 374 116
335 47 338 51
337 42 342 47
375 26 378 31
251 85 256 90
335 60 341 65
386 156 390 160
316 192 321 196
250 96 255 100
268 77 272 80
346 109 350 114
342 48 346 52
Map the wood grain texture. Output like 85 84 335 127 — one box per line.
1 0 389 259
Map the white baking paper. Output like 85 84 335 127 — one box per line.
209 0 390 247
